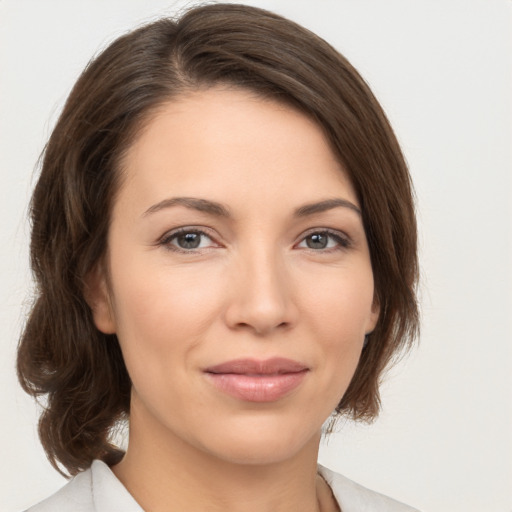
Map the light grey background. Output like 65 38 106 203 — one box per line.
1 1 511 511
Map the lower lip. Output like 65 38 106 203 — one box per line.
205 371 308 402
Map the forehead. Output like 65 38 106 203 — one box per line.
116 87 357 216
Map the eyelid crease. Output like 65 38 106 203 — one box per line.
156 225 352 256
157 226 222 253
295 228 352 250
158 226 215 242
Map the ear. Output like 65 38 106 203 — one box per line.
83 264 116 334
366 296 380 334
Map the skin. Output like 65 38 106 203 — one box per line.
88 87 379 512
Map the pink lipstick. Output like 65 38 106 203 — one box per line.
204 358 309 402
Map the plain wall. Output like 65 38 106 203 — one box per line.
1 1 511 510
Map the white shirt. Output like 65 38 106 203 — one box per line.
26 460 420 512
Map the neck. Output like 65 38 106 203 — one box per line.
112 404 336 512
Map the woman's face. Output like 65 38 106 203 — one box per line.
91 87 378 465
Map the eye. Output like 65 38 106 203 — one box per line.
296 230 350 251
160 228 218 252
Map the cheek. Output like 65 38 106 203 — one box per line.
107 264 227 417
298 264 374 388
300 262 375 337
109 259 228 356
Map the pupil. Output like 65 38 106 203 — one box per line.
307 233 327 249
178 233 201 249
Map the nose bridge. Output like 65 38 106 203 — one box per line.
225 239 296 335
247 243 286 301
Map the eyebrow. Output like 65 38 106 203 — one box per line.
142 197 231 218
293 198 361 217
142 196 361 218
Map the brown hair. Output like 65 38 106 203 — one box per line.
17 3 419 476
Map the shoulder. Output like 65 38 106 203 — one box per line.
24 460 143 512
318 465 420 512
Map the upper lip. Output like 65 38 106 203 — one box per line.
204 357 309 375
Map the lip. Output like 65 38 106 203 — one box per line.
203 358 309 402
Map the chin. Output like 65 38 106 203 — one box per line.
193 415 322 466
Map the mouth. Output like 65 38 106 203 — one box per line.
203 358 310 402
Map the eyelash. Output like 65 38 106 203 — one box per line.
158 227 352 254
297 229 351 252
158 227 218 254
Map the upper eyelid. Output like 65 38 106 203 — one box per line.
158 228 220 253
296 227 351 243
298 227 349 238
159 226 217 242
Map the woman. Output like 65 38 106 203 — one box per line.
18 3 419 511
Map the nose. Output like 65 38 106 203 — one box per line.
223 248 299 336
